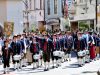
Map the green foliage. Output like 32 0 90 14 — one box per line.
65 25 70 31
79 22 89 31
64 18 70 31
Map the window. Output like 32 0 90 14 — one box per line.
40 0 42 9
54 0 57 14
47 0 50 15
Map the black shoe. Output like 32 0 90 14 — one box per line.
97 71 100 75
7 71 9 74
37 66 39 68
56 65 58 68
32 67 36 70
47 68 49 71
58 64 61 67
22 65 26 67
44 69 48 71
66 59 68 61
56 66 58 68
10 68 16 71
78 65 82 67
28 63 31 65
3 71 6 74
52 66 55 68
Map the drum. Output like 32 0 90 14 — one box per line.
33 54 40 60
59 51 65 57
39 50 43 56
82 50 86 56
13 55 21 61
78 51 84 57
53 51 60 56
86 50 89 55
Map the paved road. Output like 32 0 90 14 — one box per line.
0 57 100 75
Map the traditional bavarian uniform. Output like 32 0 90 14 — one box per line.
53 36 61 67
72 32 78 51
63 34 68 61
38 36 44 66
43 37 50 71
2 40 12 74
30 38 40 69
59 34 65 63
67 32 73 61
94 33 100 60
16 38 22 69
47 35 54 68
26 37 33 64
52 35 57 67
10 36 20 70
77 32 86 66
21 37 29 67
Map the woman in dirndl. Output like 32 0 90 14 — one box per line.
89 32 96 61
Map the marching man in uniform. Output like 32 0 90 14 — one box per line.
77 32 86 67
11 35 22 70
30 37 40 69
53 33 61 68
63 32 68 61
43 35 51 71
96 34 100 60
66 31 73 61
10 35 18 70
2 39 12 74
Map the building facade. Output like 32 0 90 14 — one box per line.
0 0 45 34
23 0 45 32
45 0 63 31
69 0 96 31
0 0 23 35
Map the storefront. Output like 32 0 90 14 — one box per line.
46 18 60 31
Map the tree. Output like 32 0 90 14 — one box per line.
79 22 89 31
64 18 70 31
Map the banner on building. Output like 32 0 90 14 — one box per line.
4 22 14 37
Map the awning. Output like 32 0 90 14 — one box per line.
46 18 60 25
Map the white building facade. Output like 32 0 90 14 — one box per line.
0 0 24 35
23 0 45 32
0 0 45 35
69 0 96 31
